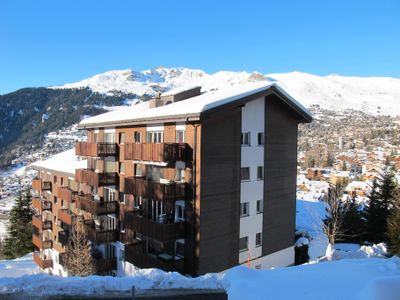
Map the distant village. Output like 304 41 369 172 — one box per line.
297 105 400 203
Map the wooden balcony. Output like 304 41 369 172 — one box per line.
58 209 73 225
42 200 52 211
75 194 117 215
57 187 76 203
125 241 184 273
33 252 53 269
32 215 52 230
75 169 118 187
124 177 187 202
124 212 186 241
124 143 190 163
84 222 117 244
95 258 117 274
32 178 52 191
75 142 118 157
32 233 52 249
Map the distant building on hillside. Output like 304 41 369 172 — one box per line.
31 83 312 276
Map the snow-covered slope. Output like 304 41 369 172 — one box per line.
55 67 400 116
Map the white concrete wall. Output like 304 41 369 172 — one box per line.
241 246 295 270
115 241 138 277
239 97 265 263
48 249 68 277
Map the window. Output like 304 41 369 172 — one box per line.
94 133 99 142
134 196 142 209
60 177 64 186
119 162 126 174
119 132 126 144
61 199 64 208
54 196 57 204
146 131 164 143
176 240 185 258
241 167 250 181
241 132 251 146
176 130 185 143
257 166 264 180
256 200 263 214
105 132 115 143
54 176 57 184
119 192 126 204
120 249 125 261
256 233 262 247
240 202 249 217
175 201 185 222
239 236 248 252
134 131 142 143
257 132 264 146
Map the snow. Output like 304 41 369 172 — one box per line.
53 67 400 116
31 148 86 175
80 82 311 127
0 254 40 278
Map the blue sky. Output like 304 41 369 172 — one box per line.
1 0 399 94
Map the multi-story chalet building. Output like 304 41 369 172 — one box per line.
32 83 312 276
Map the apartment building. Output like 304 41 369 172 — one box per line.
32 83 312 276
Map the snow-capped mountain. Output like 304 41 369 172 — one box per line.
55 67 400 116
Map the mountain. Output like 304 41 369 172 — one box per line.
55 67 400 116
1 66 399 168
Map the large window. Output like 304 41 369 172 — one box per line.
240 202 249 217
146 131 164 143
241 132 251 146
239 236 248 252
241 167 250 181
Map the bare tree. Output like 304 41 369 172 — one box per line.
64 217 95 276
322 184 347 258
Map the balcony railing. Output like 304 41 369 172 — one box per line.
84 222 117 244
75 142 118 157
124 177 187 202
124 212 186 241
32 215 52 230
75 194 117 215
32 179 52 191
75 169 118 187
33 252 53 269
125 241 184 273
57 187 76 203
58 209 73 225
95 258 117 274
124 143 190 163
42 200 52 211
32 197 42 211
32 233 52 249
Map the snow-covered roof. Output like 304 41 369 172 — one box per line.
79 82 312 128
31 149 86 176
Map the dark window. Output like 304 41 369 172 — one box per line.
134 131 142 143
241 132 251 146
239 237 248 252
54 176 57 184
257 166 264 180
176 241 185 258
60 177 64 186
240 202 249 217
257 132 264 146
241 167 250 181
120 249 125 261
256 233 262 247
119 132 126 144
54 196 57 204
256 200 263 213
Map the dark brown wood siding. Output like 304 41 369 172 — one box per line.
262 94 298 256
197 108 241 274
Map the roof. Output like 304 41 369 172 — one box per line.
79 82 312 128
31 149 86 176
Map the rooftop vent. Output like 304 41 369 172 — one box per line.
149 86 201 108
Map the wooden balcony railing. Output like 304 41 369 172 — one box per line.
75 169 118 187
57 187 76 203
75 142 118 157
124 177 187 202
124 212 186 241
125 241 184 273
75 194 117 215
95 258 117 274
33 252 53 269
32 179 52 191
124 143 190 163
83 222 117 244
32 215 52 230
32 233 52 249
58 209 73 225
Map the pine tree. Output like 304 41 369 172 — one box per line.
387 191 400 255
64 217 95 276
339 194 365 243
1 187 34 259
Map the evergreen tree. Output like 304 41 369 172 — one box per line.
339 194 365 244
364 172 397 244
64 217 95 276
1 188 34 259
387 191 400 255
